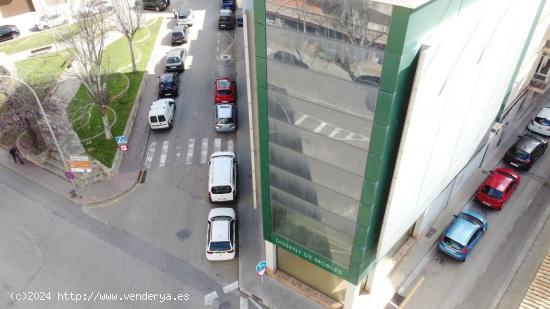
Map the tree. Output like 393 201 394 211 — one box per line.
63 3 112 139
111 0 143 73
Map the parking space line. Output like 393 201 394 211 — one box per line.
186 138 195 165
201 138 209 164
228 139 234 152
223 281 239 294
204 291 218 305
328 128 342 138
144 141 157 169
313 121 328 133
293 114 308 125
159 140 169 167
214 138 222 153
240 296 248 309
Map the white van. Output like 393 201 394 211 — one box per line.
149 98 176 130
208 151 237 202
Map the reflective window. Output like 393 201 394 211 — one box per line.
266 0 392 267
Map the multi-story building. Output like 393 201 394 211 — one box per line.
248 0 550 307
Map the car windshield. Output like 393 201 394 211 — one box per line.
212 186 232 194
39 15 50 21
219 16 231 21
512 148 529 160
167 57 180 64
217 89 232 95
481 185 503 199
209 241 231 252
534 117 550 126
160 82 172 89
172 32 183 38
179 10 190 18
217 118 231 124
443 237 464 250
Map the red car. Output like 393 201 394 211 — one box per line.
475 167 520 209
214 78 236 104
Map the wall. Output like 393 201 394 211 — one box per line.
377 0 545 260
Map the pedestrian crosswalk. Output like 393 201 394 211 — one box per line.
144 137 237 169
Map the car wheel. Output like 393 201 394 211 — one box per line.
155 6 160 12
182 65 185 71
169 120 173 128
11 33 18 39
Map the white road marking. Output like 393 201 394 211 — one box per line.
227 139 234 152
144 141 157 168
240 297 248 309
222 281 239 294
313 121 328 133
214 138 222 153
293 114 308 125
204 291 218 305
200 138 209 164
186 138 195 165
344 132 355 140
159 140 169 167
328 128 342 138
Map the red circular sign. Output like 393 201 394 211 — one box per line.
119 144 128 152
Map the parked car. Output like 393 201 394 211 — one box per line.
171 25 189 45
218 9 236 30
220 0 236 11
215 104 237 132
437 210 488 262
164 48 187 72
176 8 194 26
503 133 547 170
158 72 180 98
208 151 238 202
148 98 176 129
206 207 236 261
142 0 168 11
527 105 550 136
35 13 69 31
272 50 309 69
78 0 113 16
475 167 520 210
214 77 236 104
0 25 20 42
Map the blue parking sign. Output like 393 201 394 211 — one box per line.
115 135 128 145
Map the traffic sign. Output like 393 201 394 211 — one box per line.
115 135 128 145
256 260 267 276
119 144 128 152
64 171 75 180
66 158 92 173
70 155 89 161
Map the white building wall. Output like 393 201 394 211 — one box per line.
377 0 544 259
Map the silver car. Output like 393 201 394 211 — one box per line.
164 48 187 72
215 104 237 132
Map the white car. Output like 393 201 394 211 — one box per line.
527 105 550 136
35 13 69 31
78 0 113 17
176 9 194 26
206 208 236 261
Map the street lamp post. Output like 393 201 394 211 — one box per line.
0 74 81 199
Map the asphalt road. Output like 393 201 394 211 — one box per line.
400 138 550 309
0 165 213 309
85 1 242 308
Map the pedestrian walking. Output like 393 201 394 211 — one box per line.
9 146 24 164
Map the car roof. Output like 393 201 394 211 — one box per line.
537 106 550 119
173 25 187 32
445 216 479 246
217 104 234 118
485 169 514 191
150 98 173 111
210 152 235 184
514 135 544 153
220 9 232 16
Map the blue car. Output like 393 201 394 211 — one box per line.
437 210 488 262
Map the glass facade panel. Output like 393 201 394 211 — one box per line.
266 0 392 268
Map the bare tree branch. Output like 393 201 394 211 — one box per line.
111 0 143 73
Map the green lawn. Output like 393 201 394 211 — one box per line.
0 24 77 55
67 18 162 167
15 49 74 96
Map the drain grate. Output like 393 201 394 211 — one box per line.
138 170 147 183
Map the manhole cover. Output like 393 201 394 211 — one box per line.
218 301 231 309
176 228 191 241
221 54 231 61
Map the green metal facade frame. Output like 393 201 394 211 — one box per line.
253 0 546 284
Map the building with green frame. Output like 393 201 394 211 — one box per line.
251 0 547 306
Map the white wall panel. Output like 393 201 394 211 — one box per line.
377 0 543 259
